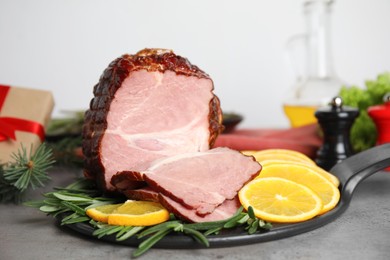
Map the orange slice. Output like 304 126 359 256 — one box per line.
107 200 170 226
242 149 316 165
261 159 340 187
239 177 323 223
86 203 123 223
256 164 340 214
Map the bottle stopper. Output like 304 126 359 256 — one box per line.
314 96 360 170
368 92 390 145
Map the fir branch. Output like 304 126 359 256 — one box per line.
0 143 55 203
4 144 55 191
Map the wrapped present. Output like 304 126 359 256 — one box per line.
0 84 54 163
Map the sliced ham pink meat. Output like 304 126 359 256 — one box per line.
122 187 159 202
160 195 241 223
115 147 261 217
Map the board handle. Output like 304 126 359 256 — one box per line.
330 143 390 201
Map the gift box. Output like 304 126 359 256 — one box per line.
0 84 54 163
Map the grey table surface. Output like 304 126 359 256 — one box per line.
1 167 390 260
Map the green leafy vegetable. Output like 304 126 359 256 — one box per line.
339 72 390 152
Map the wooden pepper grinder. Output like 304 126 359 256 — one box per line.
368 93 390 145
315 96 359 170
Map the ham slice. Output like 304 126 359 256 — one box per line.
122 187 159 202
121 187 241 222
160 195 241 223
115 147 261 216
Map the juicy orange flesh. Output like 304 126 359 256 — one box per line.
107 200 170 226
256 164 340 214
85 203 123 223
260 160 340 187
94 203 123 214
239 178 323 223
242 179 321 216
242 149 316 165
113 201 165 215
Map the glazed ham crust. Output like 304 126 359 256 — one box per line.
82 49 223 191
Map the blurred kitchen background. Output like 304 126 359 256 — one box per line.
0 0 389 128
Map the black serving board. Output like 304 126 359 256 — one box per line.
60 143 390 249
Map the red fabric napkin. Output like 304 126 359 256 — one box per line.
213 124 323 159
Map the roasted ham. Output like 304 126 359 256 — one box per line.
82 48 261 222
82 49 223 191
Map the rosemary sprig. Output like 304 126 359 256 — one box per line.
25 179 272 258
25 178 119 221
0 143 55 203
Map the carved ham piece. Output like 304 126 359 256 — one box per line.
114 147 261 219
141 147 260 216
159 195 241 223
82 49 223 191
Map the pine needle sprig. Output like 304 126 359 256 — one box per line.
4 144 55 192
0 143 55 203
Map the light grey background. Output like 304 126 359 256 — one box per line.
1 0 389 128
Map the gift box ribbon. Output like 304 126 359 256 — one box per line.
0 85 45 142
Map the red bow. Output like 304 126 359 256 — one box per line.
0 85 45 142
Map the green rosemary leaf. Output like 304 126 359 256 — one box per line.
137 221 181 238
223 213 246 228
185 206 244 231
115 226 134 238
247 206 256 219
133 229 172 258
62 216 90 225
248 219 259 234
183 227 209 247
259 221 273 230
42 198 62 206
173 223 184 232
52 192 93 202
61 212 79 223
60 201 86 215
93 225 123 239
116 226 144 241
39 205 61 213
105 226 126 236
52 208 72 218
203 227 222 236
237 214 250 224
